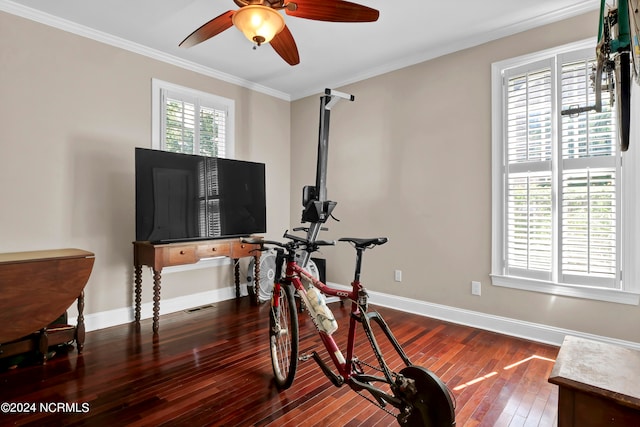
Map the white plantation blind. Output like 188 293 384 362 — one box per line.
561 170 616 283
200 158 222 237
559 57 618 287
560 59 616 158
501 48 620 289
506 67 553 164
507 173 552 277
152 79 235 158
162 89 228 158
504 61 554 281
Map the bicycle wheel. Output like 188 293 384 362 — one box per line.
269 282 299 389
615 50 632 151
397 366 456 427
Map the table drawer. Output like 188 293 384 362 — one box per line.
232 241 258 258
167 247 197 265
196 242 231 258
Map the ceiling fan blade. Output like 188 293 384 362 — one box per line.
179 10 235 48
270 25 300 66
286 0 379 22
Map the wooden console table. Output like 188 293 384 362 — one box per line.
0 249 94 363
549 335 640 426
133 238 261 332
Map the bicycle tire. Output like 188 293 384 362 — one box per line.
397 366 456 427
615 50 632 151
269 282 299 389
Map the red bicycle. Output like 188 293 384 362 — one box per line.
244 232 456 426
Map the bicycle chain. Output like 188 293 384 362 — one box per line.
356 303 394 378
352 303 405 420
354 357 385 374
297 302 405 420
354 388 399 418
299 353 399 418
351 357 402 419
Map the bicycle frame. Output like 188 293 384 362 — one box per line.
599 0 631 52
274 252 414 406
592 0 635 151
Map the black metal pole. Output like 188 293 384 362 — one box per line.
301 89 354 267
315 91 331 202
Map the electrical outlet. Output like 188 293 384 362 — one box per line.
471 281 481 296
394 270 402 282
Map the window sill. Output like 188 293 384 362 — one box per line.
490 274 640 305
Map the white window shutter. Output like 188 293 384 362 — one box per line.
152 79 234 158
504 63 554 280
499 48 621 290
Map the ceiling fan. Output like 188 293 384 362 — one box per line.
179 0 379 66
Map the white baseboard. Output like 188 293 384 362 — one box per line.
68 284 245 332
71 281 640 351
326 282 640 351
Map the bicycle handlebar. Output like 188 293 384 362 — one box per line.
242 233 388 256
241 232 335 254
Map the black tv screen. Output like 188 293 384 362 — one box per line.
135 148 266 243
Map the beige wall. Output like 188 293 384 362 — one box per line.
0 11 291 317
3 9 638 344
290 10 640 344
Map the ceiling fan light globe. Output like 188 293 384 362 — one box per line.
232 5 285 45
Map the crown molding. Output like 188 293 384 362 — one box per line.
2 0 599 102
0 0 291 101
289 0 601 100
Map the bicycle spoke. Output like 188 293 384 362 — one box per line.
269 283 298 389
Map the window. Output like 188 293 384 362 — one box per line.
491 40 639 304
149 80 236 273
151 79 235 158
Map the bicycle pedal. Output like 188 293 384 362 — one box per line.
299 353 312 362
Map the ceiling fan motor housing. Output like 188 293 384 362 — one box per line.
234 0 288 9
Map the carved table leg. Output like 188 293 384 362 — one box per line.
76 290 85 353
38 328 48 364
254 253 260 305
134 264 142 324
234 258 240 299
152 269 161 333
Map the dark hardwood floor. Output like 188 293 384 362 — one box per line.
0 297 559 426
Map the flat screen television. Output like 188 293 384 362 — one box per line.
135 148 266 243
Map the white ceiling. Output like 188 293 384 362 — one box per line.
2 0 599 100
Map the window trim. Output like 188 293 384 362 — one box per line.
151 78 235 158
491 38 640 305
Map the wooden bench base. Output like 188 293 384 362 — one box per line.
549 336 640 426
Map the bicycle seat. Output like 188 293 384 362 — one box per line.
338 237 388 249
